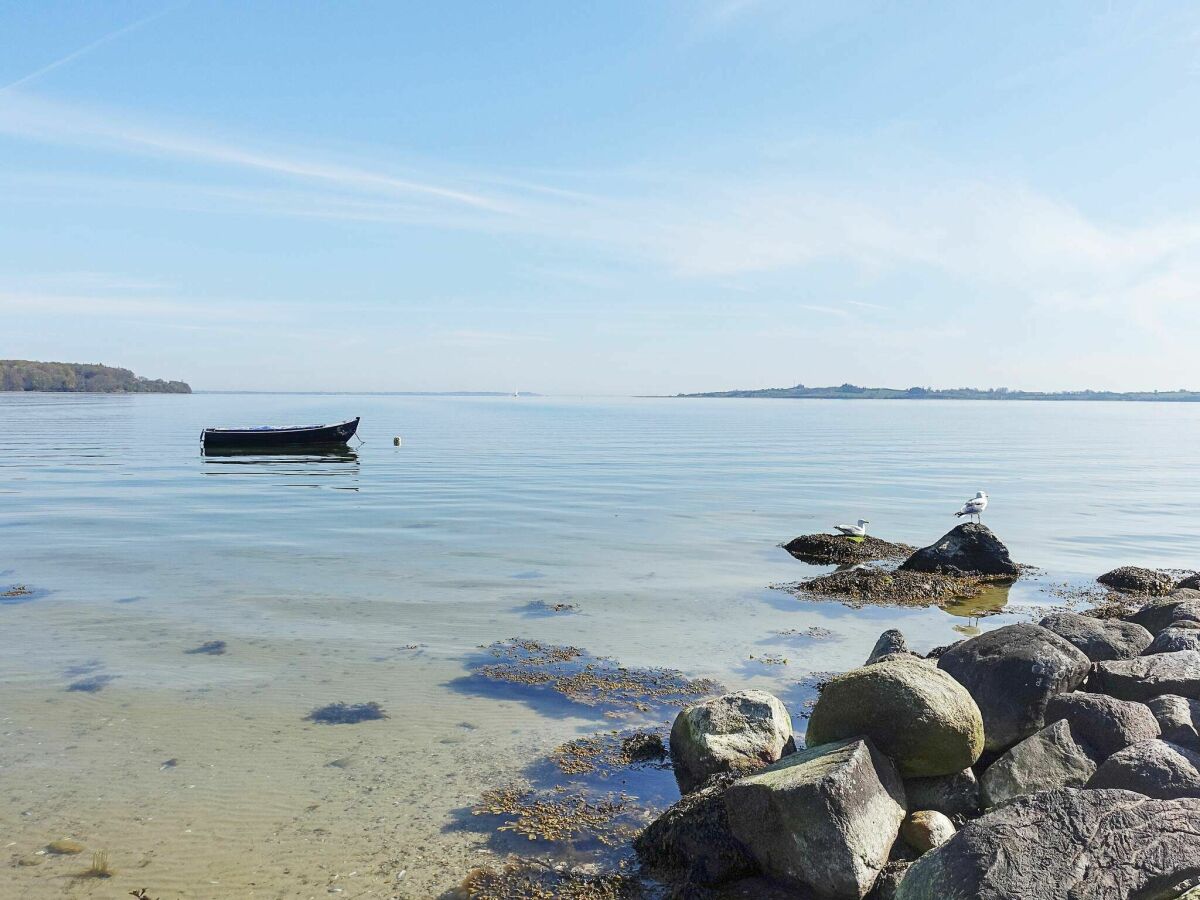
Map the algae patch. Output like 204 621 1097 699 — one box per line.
306 701 387 724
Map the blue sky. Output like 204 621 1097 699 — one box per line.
2 1 1199 393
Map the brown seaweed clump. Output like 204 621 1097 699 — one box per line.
477 640 719 713
550 730 668 776
306 701 387 724
782 533 914 565
775 566 995 608
473 785 639 848
454 860 643 900
1 584 33 597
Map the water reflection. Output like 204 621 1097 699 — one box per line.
201 447 360 488
941 582 1013 621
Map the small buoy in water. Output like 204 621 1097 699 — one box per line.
393 436 402 446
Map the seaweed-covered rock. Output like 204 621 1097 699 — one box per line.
1147 695 1200 750
899 524 1018 578
1090 650 1200 703
634 773 754 887
1042 691 1160 759
1037 611 1151 661
789 567 986 608
1089 739 1200 799
806 656 983 777
724 737 906 899
1098 566 1175 596
1147 627 1200 654
902 769 979 819
670 690 795 793
980 720 1097 807
1124 593 1200 635
783 533 914 565
899 810 955 854
895 788 1200 900
936 624 1090 752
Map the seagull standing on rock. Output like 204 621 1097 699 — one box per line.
955 491 988 523
834 519 870 538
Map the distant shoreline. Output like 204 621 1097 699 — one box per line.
672 384 1200 402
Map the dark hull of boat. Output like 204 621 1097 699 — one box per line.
201 417 360 450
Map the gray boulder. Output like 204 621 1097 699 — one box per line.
1038 611 1152 661
1125 592 1200 635
1098 565 1175 596
899 810 955 854
866 629 914 665
895 788 1200 900
806 656 983 777
867 860 912 900
1089 739 1200 799
898 523 1018 578
1043 691 1160 759
1147 627 1200 654
1090 650 1200 702
1177 574 1200 591
902 769 979 819
936 624 1090 752
670 690 795 793
980 719 1097 807
724 737 906 899
1148 695 1200 750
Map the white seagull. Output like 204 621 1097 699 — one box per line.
955 491 988 523
834 519 870 538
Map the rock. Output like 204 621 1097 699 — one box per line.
783 533 914 565
1098 566 1176 596
936 624 1090 752
980 719 1097 807
1125 593 1200 635
866 629 913 665
899 810 955 853
1177 574 1200 591
1090 650 1200 702
724 737 906 899
46 839 85 854
1147 695 1200 750
1043 691 1160 759
670 690 795 793
1147 627 1200 654
902 769 979 819
866 860 912 900
895 788 1200 900
634 773 754 886
1089 739 1200 799
1037 611 1152 661
806 656 983 777
898 523 1019 578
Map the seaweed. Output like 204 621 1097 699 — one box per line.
472 785 639 848
452 860 643 900
549 730 668 777
184 640 227 655
306 701 387 724
774 565 1000 608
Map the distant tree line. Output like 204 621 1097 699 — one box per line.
676 382 1200 402
0 360 191 393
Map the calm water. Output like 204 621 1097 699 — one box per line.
2 393 1198 897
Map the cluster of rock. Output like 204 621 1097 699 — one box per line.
637 589 1200 898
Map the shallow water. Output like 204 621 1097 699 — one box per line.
1 393 1197 897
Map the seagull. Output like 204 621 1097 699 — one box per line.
834 519 870 538
955 491 988 523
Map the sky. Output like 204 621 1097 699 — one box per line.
2 1 1200 394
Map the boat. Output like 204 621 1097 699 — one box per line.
201 417 360 451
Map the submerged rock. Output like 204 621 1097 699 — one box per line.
806 656 983 778
899 810 955 854
724 737 906 899
1098 566 1175 596
1089 739 1200 799
669 690 795 793
895 788 1200 900
902 769 980 820
1042 691 1160 759
306 701 387 724
980 719 1097 807
1090 650 1200 702
936 624 1090 752
1037 611 1151 661
1148 695 1200 750
898 524 1018 578
783 533 914 565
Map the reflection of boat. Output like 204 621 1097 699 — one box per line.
201 446 359 460
201 417 359 451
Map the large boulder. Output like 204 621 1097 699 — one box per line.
1037 611 1151 661
633 773 753 887
899 810 955 854
1147 695 1200 750
1147 627 1200 654
898 523 1018 578
670 690 795 793
1089 739 1200 799
724 737 906 899
1125 592 1200 635
1098 566 1175 596
1042 691 1160 759
980 719 1097 807
936 624 1090 752
806 656 983 777
1090 650 1200 703
902 769 979 819
895 788 1200 900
